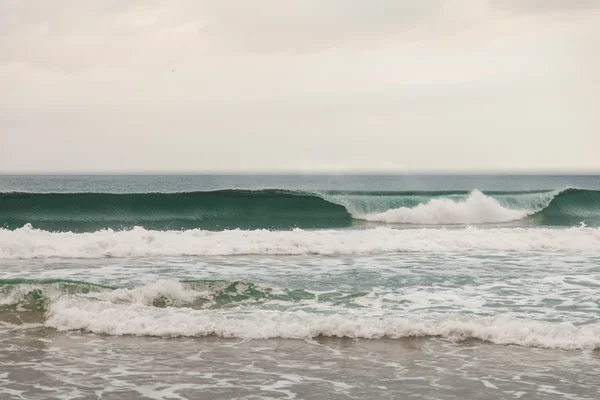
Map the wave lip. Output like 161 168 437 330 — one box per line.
1 225 600 259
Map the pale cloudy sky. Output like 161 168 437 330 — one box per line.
1 0 599 173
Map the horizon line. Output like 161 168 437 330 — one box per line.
1 170 600 176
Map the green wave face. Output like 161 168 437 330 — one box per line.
1 188 599 232
530 188 600 226
0 190 353 232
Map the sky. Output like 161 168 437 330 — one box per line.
1 0 599 173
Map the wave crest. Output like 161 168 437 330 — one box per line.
360 190 530 224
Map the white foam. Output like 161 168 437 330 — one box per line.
1 224 600 259
362 190 530 224
45 296 600 349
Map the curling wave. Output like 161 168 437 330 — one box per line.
0 188 599 231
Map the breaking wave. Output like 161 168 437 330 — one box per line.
0 188 599 231
1 279 599 349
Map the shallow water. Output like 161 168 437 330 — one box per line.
2 331 600 399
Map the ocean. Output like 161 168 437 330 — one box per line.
1 174 600 399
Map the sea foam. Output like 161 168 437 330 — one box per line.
1 224 599 259
45 295 600 349
361 190 530 224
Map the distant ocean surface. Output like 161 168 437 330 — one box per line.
1 175 600 399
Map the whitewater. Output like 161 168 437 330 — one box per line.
2 277 600 350
357 189 532 224
1 224 600 259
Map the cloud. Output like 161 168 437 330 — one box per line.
0 1 599 172
492 0 599 15
1 0 598 71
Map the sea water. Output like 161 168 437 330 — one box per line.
1 175 600 399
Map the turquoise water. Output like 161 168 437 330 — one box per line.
2 175 600 232
1 175 600 399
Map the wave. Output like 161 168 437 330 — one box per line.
360 190 530 224
1 225 599 259
0 279 348 311
47 304 600 349
0 190 352 232
1 279 598 349
1 188 599 231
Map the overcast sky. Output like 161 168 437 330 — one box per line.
1 0 599 173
